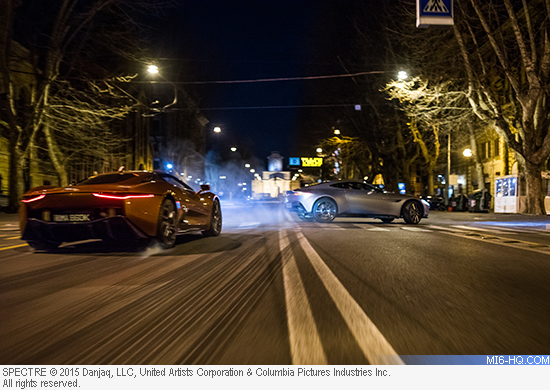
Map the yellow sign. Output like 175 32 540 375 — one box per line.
301 157 323 167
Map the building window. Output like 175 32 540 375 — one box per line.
494 139 500 156
480 141 490 160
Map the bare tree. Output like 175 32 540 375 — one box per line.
43 79 137 185
317 136 371 181
452 0 550 214
0 0 172 210
384 76 475 194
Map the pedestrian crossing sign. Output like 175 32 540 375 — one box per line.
417 0 453 28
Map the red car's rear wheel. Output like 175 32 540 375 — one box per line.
157 199 177 248
202 199 222 237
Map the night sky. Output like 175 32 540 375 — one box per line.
155 1 381 165
151 0 356 165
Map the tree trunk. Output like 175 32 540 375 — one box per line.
7 134 24 212
43 124 68 187
524 160 545 215
426 163 435 195
468 125 485 191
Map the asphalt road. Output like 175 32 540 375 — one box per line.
1 204 550 364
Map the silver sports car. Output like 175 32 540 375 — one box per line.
285 180 430 224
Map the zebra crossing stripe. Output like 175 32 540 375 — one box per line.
353 224 390 231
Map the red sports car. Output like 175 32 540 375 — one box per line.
20 171 222 250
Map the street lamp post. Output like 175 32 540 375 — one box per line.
463 148 473 195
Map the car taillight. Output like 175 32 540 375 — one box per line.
92 193 155 200
21 194 46 203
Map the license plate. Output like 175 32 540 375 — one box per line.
53 214 91 222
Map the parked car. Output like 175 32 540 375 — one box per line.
285 180 430 224
20 171 221 250
420 195 447 211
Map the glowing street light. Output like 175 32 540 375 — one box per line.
398 71 408 80
230 146 237 152
245 163 251 168
334 129 341 135
147 64 159 74
166 163 173 170
316 148 323 153
463 148 473 157
213 126 222 133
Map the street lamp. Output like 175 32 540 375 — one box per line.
147 64 159 74
397 71 408 80
463 148 473 194
230 146 237 152
213 126 221 133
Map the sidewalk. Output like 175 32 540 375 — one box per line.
0 212 19 224
426 210 550 231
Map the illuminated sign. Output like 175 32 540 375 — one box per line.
416 0 453 28
289 157 324 167
301 157 323 167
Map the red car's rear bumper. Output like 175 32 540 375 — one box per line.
22 216 148 246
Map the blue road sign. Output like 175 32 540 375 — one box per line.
417 0 453 27
289 157 301 166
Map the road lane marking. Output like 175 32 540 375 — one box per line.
400 226 431 232
0 243 28 251
353 224 391 231
279 229 327 365
437 230 550 255
295 230 404 365
451 225 517 234
6 235 21 240
427 225 463 232
237 222 261 229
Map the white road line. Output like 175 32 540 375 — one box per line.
400 226 431 232
295 230 404 365
451 225 517 234
318 224 345 230
353 224 391 231
279 229 327 365
285 210 295 223
237 222 261 229
427 225 462 232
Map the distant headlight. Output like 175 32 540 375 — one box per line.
421 199 430 207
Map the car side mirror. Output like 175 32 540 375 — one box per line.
200 184 211 192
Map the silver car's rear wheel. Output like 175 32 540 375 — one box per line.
313 198 337 223
403 200 423 224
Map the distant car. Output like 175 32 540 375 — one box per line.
20 171 222 250
420 195 446 211
285 180 429 224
